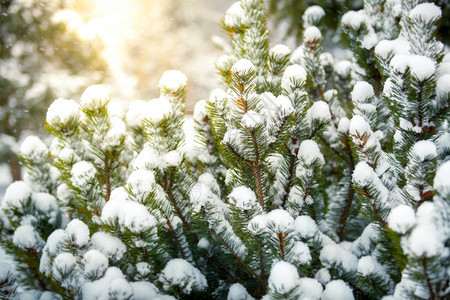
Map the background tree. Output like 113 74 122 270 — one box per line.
0 0 107 181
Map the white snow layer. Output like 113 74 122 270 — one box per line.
158 70 187 92
298 277 322 299
209 88 228 105
295 215 318 239
281 64 307 92
66 219 90 247
46 98 80 126
298 139 325 165
145 97 173 123
409 3 442 21
71 161 97 186
390 55 436 80
306 101 331 123
436 74 450 97
80 85 110 110
20 135 48 159
375 38 410 60
90 231 126 261
341 10 365 29
224 2 247 27
320 244 358 274
322 280 354 300
83 249 108 278
241 110 265 128
268 261 300 294
303 26 322 42
101 187 157 234
411 140 437 160
2 180 32 209
231 59 255 75
159 259 207 294
387 205 416 234
228 186 259 211
13 224 41 249
270 44 291 57
434 160 450 195
303 6 325 27
82 267 133 300
351 81 374 103
228 283 254 300
127 169 156 195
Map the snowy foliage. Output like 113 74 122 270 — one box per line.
1 0 449 299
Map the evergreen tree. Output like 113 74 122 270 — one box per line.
0 0 448 299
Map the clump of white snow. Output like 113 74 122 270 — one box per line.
434 160 450 196
436 74 450 97
13 224 42 249
338 117 350 133
90 231 126 261
408 56 436 81
159 259 207 294
158 70 187 92
390 55 436 81
322 280 354 300
268 261 300 295
83 249 108 279
341 10 365 29
228 283 254 300
66 219 90 247
320 244 358 274
224 2 248 28
270 44 291 57
411 140 437 160
281 64 307 93
145 97 173 123
315 268 331 285
101 188 157 234
80 85 110 110
306 101 331 123
127 169 155 196
375 38 410 60
231 59 255 75
209 88 228 105
126 100 148 128
303 26 322 42
409 3 441 22
298 140 325 165
46 98 80 127
71 161 97 186
228 186 259 211
241 110 265 128
351 81 374 103
2 180 32 209
20 135 48 159
298 277 322 300
295 215 318 239
387 205 416 234
303 6 325 27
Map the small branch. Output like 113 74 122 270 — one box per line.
165 185 199 243
276 231 287 260
421 254 436 300
337 141 356 241
249 129 265 210
417 82 424 127
226 143 252 165
281 153 296 208
206 220 261 283
165 218 187 260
